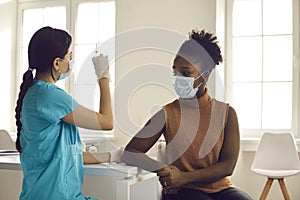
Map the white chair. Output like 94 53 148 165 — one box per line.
0 129 16 150
251 132 300 200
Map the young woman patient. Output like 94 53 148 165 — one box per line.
121 29 253 200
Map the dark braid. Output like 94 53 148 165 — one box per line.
189 29 223 65
15 70 33 152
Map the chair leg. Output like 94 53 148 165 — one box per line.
278 179 290 200
259 178 274 200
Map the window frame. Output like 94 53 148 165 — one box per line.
16 0 71 97
70 0 116 95
16 0 115 140
223 0 300 138
71 0 116 139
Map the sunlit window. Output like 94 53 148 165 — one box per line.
0 29 11 130
228 0 295 137
74 1 115 111
21 6 66 89
19 1 115 102
17 1 116 137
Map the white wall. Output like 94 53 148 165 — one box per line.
0 0 17 131
112 0 217 149
0 1 24 198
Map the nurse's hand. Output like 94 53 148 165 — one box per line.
92 54 110 80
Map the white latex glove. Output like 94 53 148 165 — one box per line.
92 54 110 80
101 67 111 81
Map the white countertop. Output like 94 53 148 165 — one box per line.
0 154 140 179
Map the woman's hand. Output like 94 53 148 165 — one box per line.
157 165 189 193
92 54 110 80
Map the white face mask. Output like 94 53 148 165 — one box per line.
173 72 206 99
58 60 73 80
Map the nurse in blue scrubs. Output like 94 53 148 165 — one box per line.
15 26 113 200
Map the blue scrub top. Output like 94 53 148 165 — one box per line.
20 80 96 200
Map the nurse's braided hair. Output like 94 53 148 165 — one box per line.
15 27 72 152
189 29 223 66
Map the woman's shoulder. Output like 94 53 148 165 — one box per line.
211 98 238 113
212 98 228 105
35 80 62 91
35 80 70 101
163 99 180 111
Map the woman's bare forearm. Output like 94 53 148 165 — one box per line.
98 78 113 129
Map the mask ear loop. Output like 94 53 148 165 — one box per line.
200 70 210 83
194 70 209 88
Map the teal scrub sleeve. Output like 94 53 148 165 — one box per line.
37 86 79 124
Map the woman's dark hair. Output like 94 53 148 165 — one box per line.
15 26 72 152
189 29 223 65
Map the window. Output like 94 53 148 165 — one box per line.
15 0 115 137
73 1 115 137
73 1 115 111
225 0 299 137
0 30 12 131
19 5 67 89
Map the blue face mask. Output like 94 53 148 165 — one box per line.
58 60 73 80
173 75 201 98
173 71 207 99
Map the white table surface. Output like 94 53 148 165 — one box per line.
0 154 159 200
0 154 140 179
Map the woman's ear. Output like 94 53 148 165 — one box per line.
53 58 61 71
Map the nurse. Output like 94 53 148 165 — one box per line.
15 26 113 199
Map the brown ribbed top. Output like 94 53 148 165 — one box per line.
163 89 232 193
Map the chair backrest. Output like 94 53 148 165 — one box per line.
0 129 16 150
251 132 300 171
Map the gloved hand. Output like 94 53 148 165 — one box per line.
92 54 110 80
